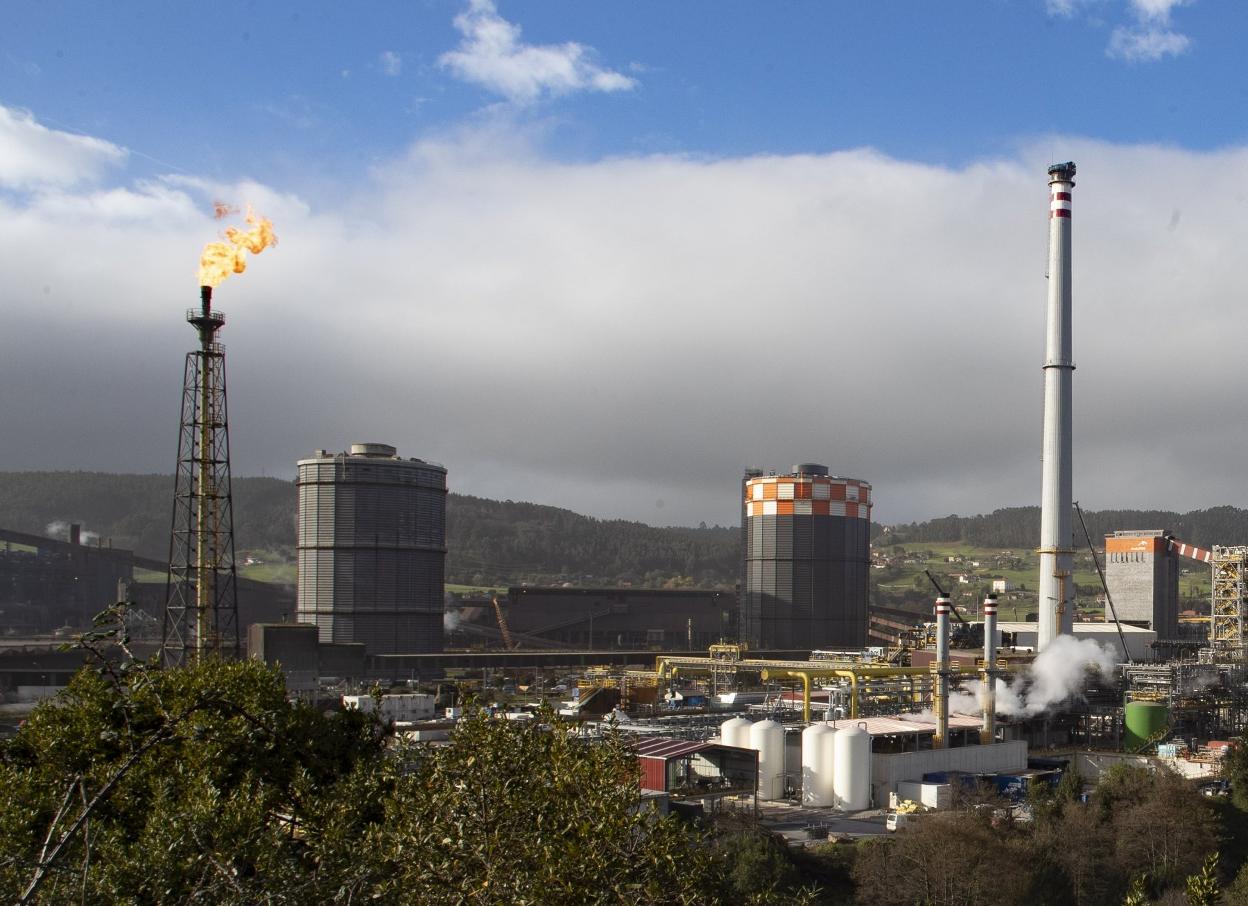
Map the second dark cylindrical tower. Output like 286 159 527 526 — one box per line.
741 463 871 650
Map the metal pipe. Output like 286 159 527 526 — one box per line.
762 665 931 722
1038 162 1077 650
981 592 998 744
195 285 214 660
933 595 951 748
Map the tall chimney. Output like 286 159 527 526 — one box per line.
933 594 951 748
1038 162 1076 650
69 523 81 546
980 592 998 745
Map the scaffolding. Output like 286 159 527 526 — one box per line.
1211 546 1248 658
1122 661 1248 744
162 287 240 666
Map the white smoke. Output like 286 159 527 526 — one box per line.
45 520 100 545
917 636 1117 721
443 610 461 631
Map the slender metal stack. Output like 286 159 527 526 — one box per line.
980 592 998 744
932 594 951 748
162 286 240 665
1038 162 1077 650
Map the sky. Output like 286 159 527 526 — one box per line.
4 0 1248 529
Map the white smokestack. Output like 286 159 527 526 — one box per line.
1038 161 1077 649
934 595 951 748
980 592 998 744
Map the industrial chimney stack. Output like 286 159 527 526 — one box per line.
1038 162 1076 650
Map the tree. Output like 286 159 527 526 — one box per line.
358 707 814 905
1 629 808 905
1183 852 1218 906
1224 741 1248 812
852 810 1035 906
0 652 390 903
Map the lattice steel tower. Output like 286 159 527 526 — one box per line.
1211 546 1248 658
162 286 239 665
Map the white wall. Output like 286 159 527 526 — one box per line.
872 741 1029 803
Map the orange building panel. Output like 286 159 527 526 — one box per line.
1106 536 1164 555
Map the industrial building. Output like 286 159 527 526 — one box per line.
1104 530 1181 639
0 526 132 635
296 443 447 655
449 586 737 650
740 464 870 650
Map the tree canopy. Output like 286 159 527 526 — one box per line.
0 648 812 905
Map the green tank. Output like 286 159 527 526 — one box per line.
1123 701 1169 751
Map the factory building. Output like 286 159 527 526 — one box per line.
1105 531 1180 640
448 586 737 650
296 443 447 655
740 464 871 650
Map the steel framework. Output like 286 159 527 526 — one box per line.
1211 546 1248 658
162 287 239 665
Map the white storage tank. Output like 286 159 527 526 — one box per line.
801 724 832 806
832 724 871 811
749 719 785 801
720 716 751 749
817 725 838 807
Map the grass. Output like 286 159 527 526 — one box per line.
446 583 508 596
239 561 296 584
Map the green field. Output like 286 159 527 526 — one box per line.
446 583 508 596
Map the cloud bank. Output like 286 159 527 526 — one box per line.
5 107 1248 527
0 106 127 189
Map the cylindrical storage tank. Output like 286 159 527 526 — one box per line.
741 467 872 649
750 719 785 801
832 725 871 811
801 724 832 806
1123 701 1169 751
296 444 447 654
720 716 751 750
817 726 838 806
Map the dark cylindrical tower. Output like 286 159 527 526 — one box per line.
296 443 447 654
741 464 871 650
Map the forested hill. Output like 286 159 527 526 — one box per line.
0 473 740 587
886 506 1248 550
5 471 1248 586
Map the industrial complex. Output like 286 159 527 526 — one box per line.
5 160 1248 847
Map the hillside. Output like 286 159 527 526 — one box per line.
0 473 740 588
4 471 1248 591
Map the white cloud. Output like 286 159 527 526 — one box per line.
1107 24 1190 60
0 106 126 190
1044 0 1085 16
8 107 1248 529
439 0 637 104
379 50 402 77
1107 0 1193 61
1129 0 1189 21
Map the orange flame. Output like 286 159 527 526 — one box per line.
212 201 237 219
198 205 278 288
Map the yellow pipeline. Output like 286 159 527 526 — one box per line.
762 666 930 722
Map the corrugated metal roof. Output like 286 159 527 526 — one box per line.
631 737 713 760
825 714 984 737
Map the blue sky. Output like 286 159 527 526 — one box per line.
4 1 1248 527
5 1 1240 181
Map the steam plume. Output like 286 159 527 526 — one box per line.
939 636 1117 719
